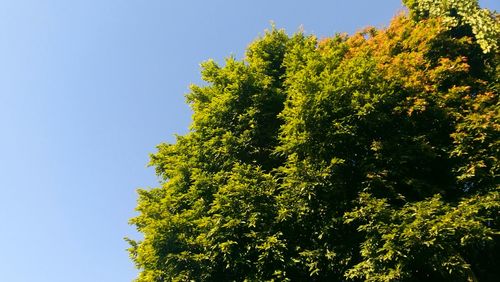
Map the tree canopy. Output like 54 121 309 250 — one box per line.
128 0 499 281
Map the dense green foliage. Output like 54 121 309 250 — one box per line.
128 1 499 281
403 0 499 53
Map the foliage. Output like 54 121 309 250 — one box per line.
128 1 499 281
403 0 499 53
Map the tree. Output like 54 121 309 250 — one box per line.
128 1 499 281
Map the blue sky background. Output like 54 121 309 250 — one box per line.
0 1 497 281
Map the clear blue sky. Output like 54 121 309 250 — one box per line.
0 1 497 281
